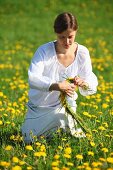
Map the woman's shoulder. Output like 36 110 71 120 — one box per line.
77 43 90 63
38 41 54 52
33 41 55 60
77 43 89 54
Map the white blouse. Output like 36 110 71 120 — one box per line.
28 41 98 107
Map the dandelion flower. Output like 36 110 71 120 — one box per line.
107 157 113 164
25 145 33 151
88 151 94 156
12 165 22 170
5 145 13 151
101 148 108 153
12 157 19 163
64 147 72 154
76 154 83 159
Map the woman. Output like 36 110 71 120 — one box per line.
22 12 98 143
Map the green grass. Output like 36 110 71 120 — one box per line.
0 0 113 169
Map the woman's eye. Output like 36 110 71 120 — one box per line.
69 36 73 39
60 36 65 39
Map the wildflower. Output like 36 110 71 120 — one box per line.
98 126 106 131
0 120 3 125
19 161 25 165
64 154 71 159
54 154 60 159
103 122 108 128
5 145 13 151
12 157 19 163
76 154 83 159
0 161 10 167
0 92 3 97
52 167 60 170
110 152 113 156
34 151 46 157
12 165 22 170
67 162 74 166
35 142 41 146
27 167 33 170
99 157 106 162
25 145 33 150
92 161 102 167
107 157 113 164
90 141 95 147
102 103 109 109
40 144 46 151
64 147 72 154
51 161 59 166
92 129 98 133
62 167 70 170
101 148 108 153
58 146 63 150
88 151 94 156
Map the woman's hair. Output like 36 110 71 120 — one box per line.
54 12 78 33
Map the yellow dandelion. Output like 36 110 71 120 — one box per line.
12 157 19 163
64 147 72 154
88 151 94 156
76 154 83 159
90 141 95 147
40 144 46 151
107 157 113 164
19 160 25 165
61 167 70 170
52 167 60 170
101 148 108 153
12 165 22 170
98 126 106 131
25 145 33 150
58 146 63 150
0 120 3 125
5 145 13 151
35 142 41 146
64 154 71 159
82 111 89 116
54 154 60 159
92 161 102 167
0 161 10 167
102 103 109 109
34 151 46 157
27 167 33 170
0 92 4 97
110 152 113 156
51 161 59 166
67 162 74 166
99 157 106 162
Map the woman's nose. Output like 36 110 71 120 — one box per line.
65 38 69 44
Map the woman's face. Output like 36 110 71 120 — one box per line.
56 29 77 49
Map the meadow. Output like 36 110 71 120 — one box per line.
0 0 113 169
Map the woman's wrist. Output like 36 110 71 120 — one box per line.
81 82 89 90
49 83 60 91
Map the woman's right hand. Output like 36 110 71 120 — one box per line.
49 80 76 97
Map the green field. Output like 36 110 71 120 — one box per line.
0 0 113 169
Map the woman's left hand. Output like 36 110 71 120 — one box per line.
73 76 89 89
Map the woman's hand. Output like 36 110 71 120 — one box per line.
73 76 89 89
49 80 76 97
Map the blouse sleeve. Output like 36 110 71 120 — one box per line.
78 47 98 96
28 47 54 92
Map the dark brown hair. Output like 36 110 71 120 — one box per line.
54 12 78 33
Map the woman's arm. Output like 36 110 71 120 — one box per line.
49 80 76 97
28 48 55 92
77 48 98 96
